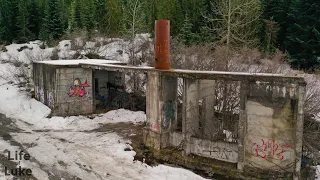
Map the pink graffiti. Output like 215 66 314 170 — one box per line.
250 138 293 160
149 123 160 132
69 79 89 97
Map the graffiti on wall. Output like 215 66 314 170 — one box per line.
48 92 54 108
69 78 89 97
194 139 238 163
95 76 125 109
35 86 45 103
107 76 125 108
39 88 44 103
35 86 39 100
114 77 122 86
161 100 175 129
155 39 169 55
250 138 294 160
202 147 236 161
149 122 161 132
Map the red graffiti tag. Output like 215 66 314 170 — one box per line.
250 138 294 160
149 123 160 132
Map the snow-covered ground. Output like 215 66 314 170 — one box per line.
0 79 206 180
0 36 206 180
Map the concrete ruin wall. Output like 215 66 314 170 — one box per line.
244 82 301 173
34 64 94 116
33 64 127 116
34 62 305 179
142 70 305 179
33 63 56 109
54 67 93 116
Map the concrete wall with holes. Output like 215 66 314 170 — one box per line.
143 70 306 180
94 70 109 100
93 70 125 108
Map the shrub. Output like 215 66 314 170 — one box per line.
17 45 31 52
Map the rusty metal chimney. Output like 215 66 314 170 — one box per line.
154 20 170 70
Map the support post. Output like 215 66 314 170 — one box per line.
294 84 306 180
182 78 200 154
144 71 177 149
237 80 248 171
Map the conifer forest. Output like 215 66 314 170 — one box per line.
0 0 319 70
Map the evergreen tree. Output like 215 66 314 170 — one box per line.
104 0 121 35
39 0 64 43
48 0 64 39
95 0 107 33
0 0 19 43
0 8 3 43
68 1 76 33
198 0 216 44
84 0 96 36
74 0 84 29
284 0 320 70
137 0 157 36
178 13 197 46
60 0 71 31
0 0 13 43
39 1 51 43
29 0 40 40
17 0 33 43
157 0 184 36
10 0 20 42
261 0 296 51
181 0 205 34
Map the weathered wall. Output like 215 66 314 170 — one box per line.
54 67 93 116
244 82 298 172
33 63 56 109
145 71 177 149
146 71 161 132
199 80 216 140
170 132 238 163
146 72 177 134
144 75 304 179
161 76 178 133
182 78 200 138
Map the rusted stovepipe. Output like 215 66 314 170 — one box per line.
154 20 170 70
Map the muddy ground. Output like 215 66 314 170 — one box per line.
0 113 236 180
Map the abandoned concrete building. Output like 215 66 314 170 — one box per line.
33 59 127 116
32 21 307 179
33 59 306 179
